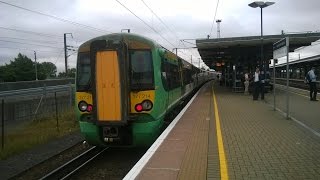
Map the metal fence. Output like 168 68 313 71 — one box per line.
0 84 74 125
0 84 75 149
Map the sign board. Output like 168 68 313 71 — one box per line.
273 38 287 59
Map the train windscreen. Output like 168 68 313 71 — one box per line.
129 50 154 90
76 52 91 91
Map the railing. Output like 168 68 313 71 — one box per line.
273 78 320 91
0 78 74 91
0 84 73 99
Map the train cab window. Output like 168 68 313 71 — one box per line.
129 50 154 90
76 52 91 91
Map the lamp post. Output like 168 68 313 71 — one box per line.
248 1 275 72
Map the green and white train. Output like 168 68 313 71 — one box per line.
75 33 214 147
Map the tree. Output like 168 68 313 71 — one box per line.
0 65 15 82
69 68 76 78
58 68 76 78
10 53 35 81
40 62 57 78
0 53 58 82
35 63 47 80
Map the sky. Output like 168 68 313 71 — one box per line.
0 0 320 72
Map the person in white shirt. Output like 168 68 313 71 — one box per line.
244 72 249 94
307 67 318 101
259 70 266 100
253 68 260 100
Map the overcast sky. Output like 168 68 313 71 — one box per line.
0 0 320 72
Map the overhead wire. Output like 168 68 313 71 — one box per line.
140 0 180 41
0 0 113 34
0 36 62 44
139 0 200 63
114 0 176 48
209 0 220 37
0 46 61 53
0 39 62 49
53 49 66 66
0 26 61 38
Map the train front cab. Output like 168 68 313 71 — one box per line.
76 37 161 147
76 39 131 146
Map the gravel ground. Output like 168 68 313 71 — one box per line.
69 147 148 180
0 132 83 180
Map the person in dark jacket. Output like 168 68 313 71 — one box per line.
307 67 318 101
252 68 260 100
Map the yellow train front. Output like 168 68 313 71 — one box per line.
75 33 213 147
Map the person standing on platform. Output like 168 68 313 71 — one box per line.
260 70 265 100
244 72 250 94
307 67 318 101
253 68 260 100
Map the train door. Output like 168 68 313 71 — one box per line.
179 58 186 97
96 51 121 121
90 40 129 124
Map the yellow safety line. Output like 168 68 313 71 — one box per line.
213 88 229 180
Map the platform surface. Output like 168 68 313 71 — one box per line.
131 81 320 180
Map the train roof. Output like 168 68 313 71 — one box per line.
78 33 203 71
273 54 320 67
78 33 159 52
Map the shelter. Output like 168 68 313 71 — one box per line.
196 32 320 88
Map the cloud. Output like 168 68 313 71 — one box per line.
0 0 319 70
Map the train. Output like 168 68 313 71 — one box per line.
272 54 320 90
75 33 215 147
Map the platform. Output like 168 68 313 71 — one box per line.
124 81 320 180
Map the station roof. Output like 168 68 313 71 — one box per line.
196 32 320 70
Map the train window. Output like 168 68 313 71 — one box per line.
182 67 193 84
76 52 91 90
161 59 169 90
161 60 181 90
129 50 154 90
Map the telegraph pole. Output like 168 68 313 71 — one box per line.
34 51 38 81
64 33 73 76
64 33 68 76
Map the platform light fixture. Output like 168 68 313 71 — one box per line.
248 1 275 72
121 29 130 33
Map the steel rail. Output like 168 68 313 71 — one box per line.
39 146 107 180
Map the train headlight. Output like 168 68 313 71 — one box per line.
78 101 88 112
142 100 153 111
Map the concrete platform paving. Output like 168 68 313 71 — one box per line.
126 81 320 179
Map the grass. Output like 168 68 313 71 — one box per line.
0 109 79 160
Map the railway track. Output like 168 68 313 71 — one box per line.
275 78 320 91
40 146 107 180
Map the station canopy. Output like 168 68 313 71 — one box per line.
196 32 320 71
